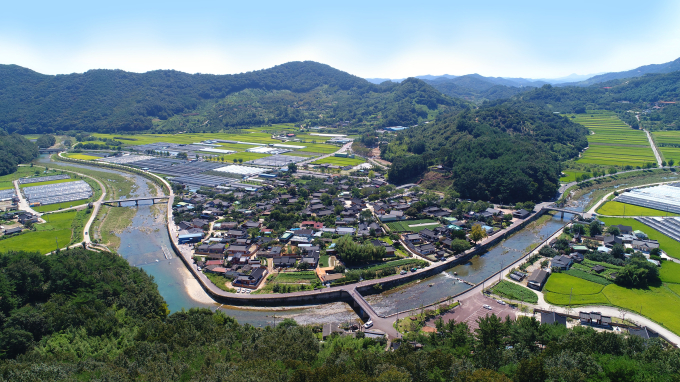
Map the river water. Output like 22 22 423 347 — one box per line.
42 155 582 325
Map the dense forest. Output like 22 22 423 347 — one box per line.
385 102 588 202
0 130 38 175
1 249 679 381
0 62 466 134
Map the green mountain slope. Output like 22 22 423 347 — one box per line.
384 102 588 202
0 62 466 134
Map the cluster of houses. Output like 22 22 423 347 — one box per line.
170 170 531 291
1 210 40 236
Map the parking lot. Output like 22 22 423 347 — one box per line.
426 293 517 331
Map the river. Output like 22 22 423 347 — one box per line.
41 155 581 325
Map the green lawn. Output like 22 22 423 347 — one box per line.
601 217 680 259
34 198 91 212
597 201 678 217
209 152 271 162
0 211 76 254
272 271 318 282
660 261 680 284
490 281 538 303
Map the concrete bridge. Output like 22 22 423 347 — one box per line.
541 205 584 219
103 196 169 207
39 148 63 154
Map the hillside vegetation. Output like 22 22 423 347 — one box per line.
0 130 38 175
0 62 466 134
1 249 679 381
384 102 588 202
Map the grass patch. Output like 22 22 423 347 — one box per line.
560 170 587 183
0 166 52 190
319 255 330 268
34 198 91 212
596 201 678 216
204 272 237 293
209 152 271 162
99 206 136 250
271 271 318 283
19 178 78 188
490 281 538 303
0 211 76 254
600 217 680 259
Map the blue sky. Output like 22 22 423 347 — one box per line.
1 1 679 79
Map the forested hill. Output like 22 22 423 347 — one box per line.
0 131 38 175
0 62 466 134
564 56 680 86
514 70 680 128
2 248 679 381
384 102 588 202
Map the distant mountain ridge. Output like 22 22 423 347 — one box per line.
0 61 465 134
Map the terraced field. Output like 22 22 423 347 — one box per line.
570 112 656 167
652 130 680 163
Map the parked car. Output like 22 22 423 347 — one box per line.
483 305 492 310
363 320 373 329
497 300 506 305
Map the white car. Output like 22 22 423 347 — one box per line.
363 320 373 329
483 305 493 310
497 300 506 305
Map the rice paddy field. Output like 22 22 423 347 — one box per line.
0 210 76 254
312 156 365 166
596 201 679 217
651 130 680 163
63 153 102 160
569 112 656 167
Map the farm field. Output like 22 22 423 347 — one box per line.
34 198 90 212
19 178 78 188
312 156 365 166
0 166 39 190
63 153 101 160
600 217 680 259
0 210 76 254
596 201 679 217
386 219 440 232
91 132 339 154
490 281 538 303
652 130 680 163
569 112 656 167
542 263 680 335
209 152 271 163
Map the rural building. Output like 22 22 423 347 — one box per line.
527 269 549 290
540 312 567 327
551 255 573 270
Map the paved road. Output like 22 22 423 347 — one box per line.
299 142 353 165
12 180 42 217
644 128 663 167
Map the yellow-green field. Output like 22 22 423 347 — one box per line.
312 156 365 166
34 198 91 212
652 130 680 163
569 112 656 167
597 201 679 217
64 153 101 160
